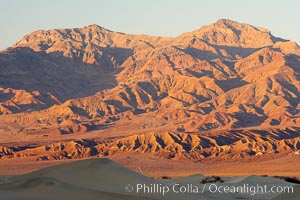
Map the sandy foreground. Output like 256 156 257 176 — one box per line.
0 158 299 200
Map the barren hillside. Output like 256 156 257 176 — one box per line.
0 19 300 162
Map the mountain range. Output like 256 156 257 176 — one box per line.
0 19 300 161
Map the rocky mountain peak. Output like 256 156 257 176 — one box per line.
1 19 300 135
181 19 284 48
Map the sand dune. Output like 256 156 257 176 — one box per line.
12 158 154 194
0 158 157 200
0 158 298 200
0 158 209 200
0 177 155 200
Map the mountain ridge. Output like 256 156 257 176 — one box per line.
1 127 299 161
1 19 300 141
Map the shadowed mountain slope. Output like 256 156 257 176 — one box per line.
1 19 300 136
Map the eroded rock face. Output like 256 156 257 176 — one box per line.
1 19 300 136
1 127 299 161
